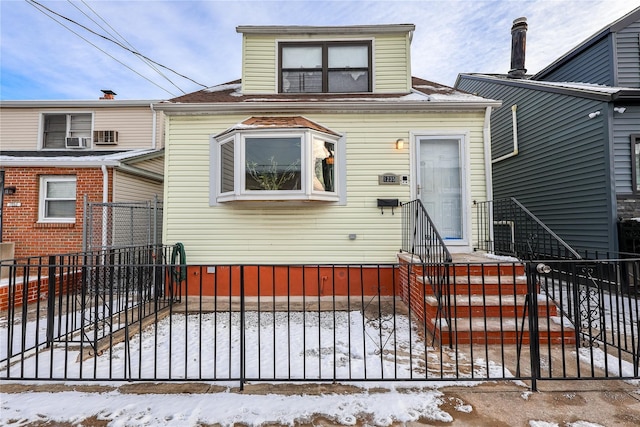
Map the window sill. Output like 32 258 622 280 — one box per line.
217 193 339 204
35 222 76 229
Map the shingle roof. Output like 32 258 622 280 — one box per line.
216 116 341 138
164 77 481 104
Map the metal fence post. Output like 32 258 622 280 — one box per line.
240 265 245 391
46 256 56 347
526 262 540 391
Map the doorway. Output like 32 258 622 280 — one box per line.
417 136 467 243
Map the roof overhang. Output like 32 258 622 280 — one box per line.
0 100 160 108
236 24 415 35
457 74 640 103
154 99 501 115
0 149 161 168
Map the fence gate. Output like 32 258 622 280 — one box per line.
83 196 163 251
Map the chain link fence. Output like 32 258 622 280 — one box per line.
83 195 163 251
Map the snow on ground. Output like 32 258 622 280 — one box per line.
1 386 454 427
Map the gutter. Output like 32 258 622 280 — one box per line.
492 105 519 164
151 103 157 149
483 106 494 251
154 100 502 114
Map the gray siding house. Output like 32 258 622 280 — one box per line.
455 7 640 253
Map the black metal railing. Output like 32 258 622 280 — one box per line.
475 198 581 260
2 257 637 387
531 257 639 381
1 245 177 372
400 199 452 263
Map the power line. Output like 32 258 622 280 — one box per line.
73 0 187 94
27 0 208 91
25 0 180 97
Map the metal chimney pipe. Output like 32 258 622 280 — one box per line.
508 17 527 79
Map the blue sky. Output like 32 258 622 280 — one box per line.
1 0 638 100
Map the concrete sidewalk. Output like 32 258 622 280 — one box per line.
2 379 640 426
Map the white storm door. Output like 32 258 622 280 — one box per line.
418 137 466 242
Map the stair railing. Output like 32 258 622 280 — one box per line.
400 199 452 264
400 200 453 345
474 197 581 261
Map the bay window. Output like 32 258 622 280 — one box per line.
211 122 344 204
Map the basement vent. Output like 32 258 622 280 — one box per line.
94 130 119 145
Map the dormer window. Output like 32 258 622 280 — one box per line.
279 41 372 93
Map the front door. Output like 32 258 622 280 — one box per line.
417 136 466 243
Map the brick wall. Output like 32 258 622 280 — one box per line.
0 269 83 310
1 167 112 259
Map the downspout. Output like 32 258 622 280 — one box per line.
150 103 157 149
483 106 495 252
101 165 109 249
492 105 519 163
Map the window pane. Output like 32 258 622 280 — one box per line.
220 140 235 193
313 139 335 192
70 114 91 138
328 71 369 93
245 137 301 191
44 115 66 148
282 46 322 69
328 45 368 68
282 71 322 93
46 200 75 218
47 181 76 198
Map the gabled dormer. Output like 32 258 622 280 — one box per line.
236 24 415 95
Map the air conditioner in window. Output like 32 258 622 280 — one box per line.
65 137 90 148
94 130 119 145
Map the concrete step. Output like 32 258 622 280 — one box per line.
418 275 530 296
424 294 558 318
427 316 577 345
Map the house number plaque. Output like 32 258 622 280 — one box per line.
378 173 400 185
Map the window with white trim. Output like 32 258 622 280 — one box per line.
39 176 77 222
212 129 342 203
279 41 372 93
42 113 92 149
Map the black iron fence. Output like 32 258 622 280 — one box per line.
1 248 637 389
475 198 581 260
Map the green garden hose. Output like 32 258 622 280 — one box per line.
170 242 186 282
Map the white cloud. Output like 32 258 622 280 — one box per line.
0 0 637 100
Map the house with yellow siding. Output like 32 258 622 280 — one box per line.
155 24 500 264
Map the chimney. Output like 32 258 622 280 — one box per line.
100 89 117 100
508 17 527 79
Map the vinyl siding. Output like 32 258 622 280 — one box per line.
537 36 614 86
241 35 278 94
0 106 162 150
457 76 615 252
130 156 165 175
613 105 640 194
241 32 411 95
164 111 486 264
616 20 640 87
113 171 163 202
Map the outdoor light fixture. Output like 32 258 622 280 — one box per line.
588 111 601 119
395 138 405 150
614 106 626 114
